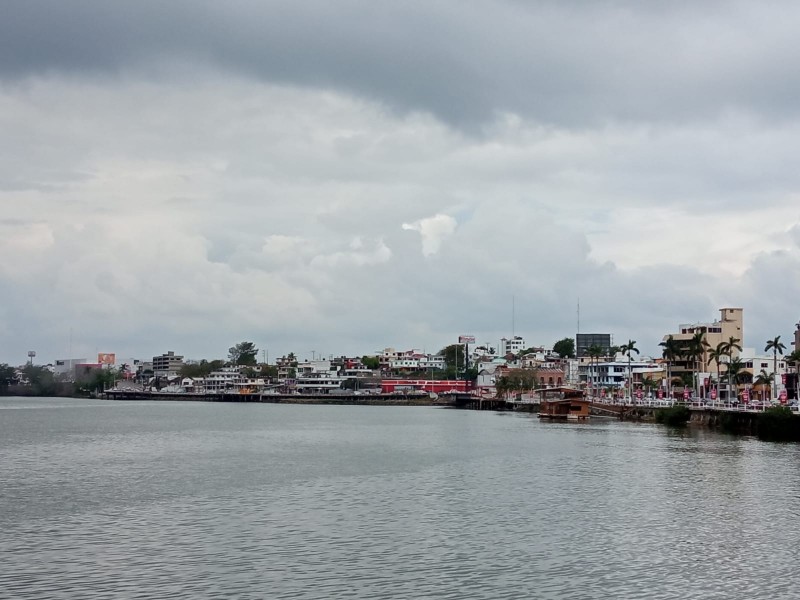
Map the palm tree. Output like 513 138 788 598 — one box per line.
687 331 710 399
724 336 742 357
621 340 640 402
587 344 603 399
765 336 786 402
727 357 744 396
754 369 774 404
659 335 680 402
641 376 657 400
707 342 728 403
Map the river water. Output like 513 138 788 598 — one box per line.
1 397 799 599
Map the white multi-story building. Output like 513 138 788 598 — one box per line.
738 348 787 383
53 358 88 380
498 336 527 357
582 357 664 389
202 367 245 392
294 371 349 394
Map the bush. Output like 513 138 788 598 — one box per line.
757 407 800 442
655 405 691 427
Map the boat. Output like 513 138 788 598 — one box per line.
536 387 590 421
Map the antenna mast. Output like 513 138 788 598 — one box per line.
512 295 515 337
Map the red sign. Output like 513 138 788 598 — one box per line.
683 389 689 400
780 389 788 404
742 390 749 403
658 390 663 399
711 389 717 400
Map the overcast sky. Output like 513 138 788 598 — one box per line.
2 0 800 365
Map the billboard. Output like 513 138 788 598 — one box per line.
98 353 116 365
458 335 476 344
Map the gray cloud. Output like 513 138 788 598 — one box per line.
2 3 800 364
3 1 800 128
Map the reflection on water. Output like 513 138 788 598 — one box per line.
2 397 799 599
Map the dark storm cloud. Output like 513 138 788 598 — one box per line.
3 0 800 127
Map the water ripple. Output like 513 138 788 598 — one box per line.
2 398 800 598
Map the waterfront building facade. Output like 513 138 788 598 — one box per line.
662 307 743 382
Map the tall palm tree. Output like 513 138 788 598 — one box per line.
727 357 744 401
765 336 786 402
687 331 710 399
754 369 774 404
659 335 680 402
721 336 742 401
621 340 639 402
587 344 603 399
707 342 728 402
724 336 742 357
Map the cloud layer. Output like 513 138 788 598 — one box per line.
1 1 799 363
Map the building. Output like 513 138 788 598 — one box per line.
794 321 800 353
576 333 612 357
53 358 89 380
580 357 663 390
498 336 527 356
662 307 743 382
381 379 473 394
152 351 184 378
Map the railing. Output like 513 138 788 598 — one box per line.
588 397 799 413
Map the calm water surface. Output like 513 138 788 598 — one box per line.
2 397 799 599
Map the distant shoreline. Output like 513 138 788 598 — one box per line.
103 389 458 407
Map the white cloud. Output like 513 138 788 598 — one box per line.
402 214 457 256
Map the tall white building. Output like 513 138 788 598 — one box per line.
499 336 527 356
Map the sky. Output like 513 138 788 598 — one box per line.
2 0 800 365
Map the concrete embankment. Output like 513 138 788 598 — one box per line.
104 389 455 407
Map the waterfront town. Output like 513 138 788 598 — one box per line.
3 307 800 407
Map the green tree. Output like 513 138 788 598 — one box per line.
724 336 742 357
228 341 259 366
686 331 710 398
495 369 539 399
552 338 576 358
707 342 728 401
259 364 279 378
0 363 17 393
765 336 786 402
180 359 225 378
439 344 467 373
659 335 681 401
587 344 603 397
21 365 57 396
361 355 381 370
641 376 657 398
727 356 744 399
755 369 774 403
621 340 639 401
